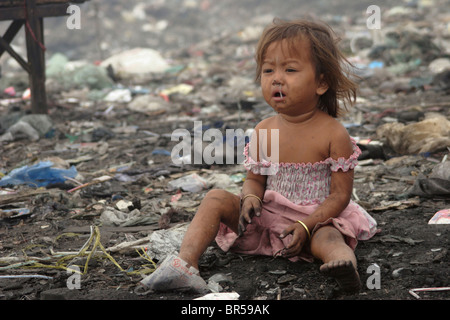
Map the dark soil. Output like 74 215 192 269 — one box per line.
0 0 448 313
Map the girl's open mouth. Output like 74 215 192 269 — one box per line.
274 92 284 97
272 89 286 101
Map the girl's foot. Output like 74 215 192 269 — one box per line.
319 260 361 292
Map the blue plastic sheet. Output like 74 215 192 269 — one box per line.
0 161 78 188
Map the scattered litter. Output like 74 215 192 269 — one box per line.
269 270 287 275
67 175 111 193
277 274 297 284
208 273 234 286
99 207 160 227
0 161 78 188
167 173 208 193
128 94 170 114
428 209 450 224
103 88 132 103
373 235 424 245
100 48 170 80
0 114 53 142
115 199 134 211
408 161 450 198
408 287 450 299
376 114 450 155
370 198 420 212
0 274 53 280
144 223 190 261
0 225 155 276
194 291 240 300
0 207 30 220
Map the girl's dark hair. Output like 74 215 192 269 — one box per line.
255 18 358 117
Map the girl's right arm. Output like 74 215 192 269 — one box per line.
238 170 267 236
238 118 273 236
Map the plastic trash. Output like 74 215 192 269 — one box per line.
128 94 170 114
428 58 450 74
152 149 171 156
194 292 240 300
369 61 384 69
376 114 450 154
46 54 114 91
3 86 16 97
100 48 170 80
103 88 132 103
145 223 190 261
160 83 194 96
20 114 53 136
206 173 239 192
0 208 31 219
0 161 78 188
46 53 70 78
428 209 450 224
139 254 209 293
167 173 207 193
3 121 40 141
71 64 114 90
99 207 159 227
408 161 450 198
0 114 53 142
357 140 385 160
22 88 31 100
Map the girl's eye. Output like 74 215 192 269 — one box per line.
262 69 273 74
286 68 297 72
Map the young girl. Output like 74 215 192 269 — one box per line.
140 18 378 293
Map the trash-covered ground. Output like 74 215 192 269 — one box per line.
0 0 449 302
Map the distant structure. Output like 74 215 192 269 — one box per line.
0 0 88 114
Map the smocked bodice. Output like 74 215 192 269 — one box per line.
243 139 361 205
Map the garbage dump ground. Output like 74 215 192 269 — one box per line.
0 0 449 304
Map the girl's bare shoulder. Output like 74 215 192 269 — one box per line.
325 116 354 158
254 115 278 131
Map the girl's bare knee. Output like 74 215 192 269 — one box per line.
204 189 238 206
205 189 230 201
202 189 240 229
313 226 344 242
310 226 345 254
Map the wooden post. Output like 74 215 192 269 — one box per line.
24 0 48 114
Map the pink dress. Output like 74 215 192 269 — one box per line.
215 138 378 262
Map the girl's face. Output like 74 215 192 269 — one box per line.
260 38 328 117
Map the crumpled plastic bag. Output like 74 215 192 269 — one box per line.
0 114 53 142
0 161 77 188
146 223 189 261
100 48 169 79
99 207 160 227
167 173 207 193
408 161 450 198
376 114 450 154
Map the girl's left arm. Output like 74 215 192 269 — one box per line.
280 123 354 257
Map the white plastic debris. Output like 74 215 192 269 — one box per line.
194 292 240 300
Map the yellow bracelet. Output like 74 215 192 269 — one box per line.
297 220 311 240
242 194 263 206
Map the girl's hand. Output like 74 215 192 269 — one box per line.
279 222 309 258
238 197 262 236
